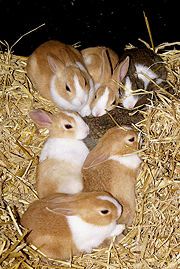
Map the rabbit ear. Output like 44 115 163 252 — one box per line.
29 109 53 129
113 56 129 82
83 142 111 169
99 49 112 84
47 53 65 74
46 195 78 216
46 206 75 216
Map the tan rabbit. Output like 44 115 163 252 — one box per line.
26 40 94 117
82 126 142 226
29 109 90 198
20 191 125 260
81 46 130 116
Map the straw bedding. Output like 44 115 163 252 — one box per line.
0 42 179 269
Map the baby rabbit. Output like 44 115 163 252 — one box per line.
118 47 167 109
82 126 142 226
20 191 125 260
81 46 129 117
26 40 94 117
29 109 90 198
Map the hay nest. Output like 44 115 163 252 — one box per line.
0 42 180 269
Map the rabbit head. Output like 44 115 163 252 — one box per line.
47 53 93 111
46 191 122 225
83 126 139 169
29 108 89 140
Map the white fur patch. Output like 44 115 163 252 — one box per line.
122 95 139 109
75 62 95 116
83 56 92 65
109 153 141 170
156 78 163 84
80 81 95 116
135 64 158 89
122 77 139 109
40 138 89 165
98 196 122 218
92 87 109 116
57 177 83 194
124 76 132 95
67 215 119 252
50 76 77 111
110 224 125 237
63 111 89 139
73 75 88 107
95 83 101 91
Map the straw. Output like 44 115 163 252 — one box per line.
0 41 179 268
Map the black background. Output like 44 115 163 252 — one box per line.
0 0 179 56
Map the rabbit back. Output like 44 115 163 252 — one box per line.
83 160 137 225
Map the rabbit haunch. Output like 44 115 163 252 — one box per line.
29 109 89 198
21 192 125 260
26 40 94 116
119 48 167 109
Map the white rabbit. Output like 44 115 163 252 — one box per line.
29 109 90 198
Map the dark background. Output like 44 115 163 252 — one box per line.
0 0 179 56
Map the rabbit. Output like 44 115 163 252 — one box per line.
81 46 130 117
26 40 95 117
118 47 168 109
20 191 125 260
83 107 143 150
82 126 142 226
29 109 90 198
81 46 119 89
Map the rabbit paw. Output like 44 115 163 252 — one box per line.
110 224 126 237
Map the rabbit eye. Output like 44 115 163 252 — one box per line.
112 100 116 105
64 124 73 129
66 85 71 92
94 95 97 99
128 136 135 142
100 209 109 215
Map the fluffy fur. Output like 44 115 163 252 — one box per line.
82 46 129 116
119 48 167 109
21 191 124 260
29 109 89 198
26 40 94 116
82 126 142 226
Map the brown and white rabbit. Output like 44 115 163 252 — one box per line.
20 191 125 260
81 46 129 117
82 126 142 226
29 109 90 198
118 48 167 109
26 40 94 117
